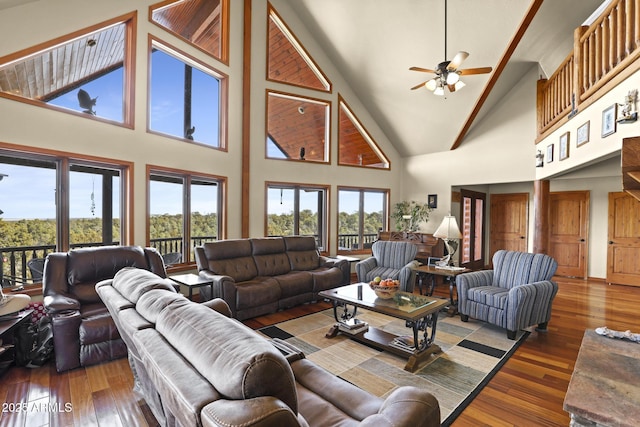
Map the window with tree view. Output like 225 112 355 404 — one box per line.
338 188 388 252
148 170 224 266
266 184 327 251
1 150 127 287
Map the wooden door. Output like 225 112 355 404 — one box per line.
548 191 589 278
490 193 528 257
607 192 640 286
459 189 486 270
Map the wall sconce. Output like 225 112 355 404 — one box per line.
536 150 544 168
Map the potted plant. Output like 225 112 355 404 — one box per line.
391 200 432 232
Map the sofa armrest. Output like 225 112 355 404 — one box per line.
197 271 238 315
43 294 81 314
201 298 232 318
507 280 558 330
201 397 303 427
355 257 377 282
320 256 350 285
49 309 82 372
359 387 440 427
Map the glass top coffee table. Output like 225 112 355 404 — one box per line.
318 283 448 372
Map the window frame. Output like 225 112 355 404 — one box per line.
265 90 331 164
264 182 329 253
147 165 226 269
337 186 389 254
147 35 229 151
0 12 136 128
0 142 132 289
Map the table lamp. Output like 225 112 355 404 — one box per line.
433 214 462 266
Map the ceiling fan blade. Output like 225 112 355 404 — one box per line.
409 66 436 74
411 81 429 90
447 51 469 70
458 67 493 75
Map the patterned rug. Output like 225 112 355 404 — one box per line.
258 308 529 425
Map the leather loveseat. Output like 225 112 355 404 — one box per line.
42 245 167 372
99 267 441 427
194 236 350 320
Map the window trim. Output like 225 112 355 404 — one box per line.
337 186 389 254
264 181 330 254
0 12 137 129
147 35 229 151
146 164 227 269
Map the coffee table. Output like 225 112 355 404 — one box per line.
319 283 448 372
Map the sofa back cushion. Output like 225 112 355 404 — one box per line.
251 238 291 276
200 240 257 282
492 250 558 289
156 302 298 413
284 236 320 271
112 267 177 304
137 289 189 324
67 246 150 303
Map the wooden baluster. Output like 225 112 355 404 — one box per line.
617 0 625 64
635 0 640 52
600 15 611 76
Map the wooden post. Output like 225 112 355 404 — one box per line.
533 179 550 255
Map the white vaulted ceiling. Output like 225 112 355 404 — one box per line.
282 0 605 156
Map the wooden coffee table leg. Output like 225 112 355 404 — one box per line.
405 343 442 372
403 312 442 372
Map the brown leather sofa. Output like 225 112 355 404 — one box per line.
99 267 440 427
42 245 167 372
194 236 350 320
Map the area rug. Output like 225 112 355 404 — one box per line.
258 308 529 426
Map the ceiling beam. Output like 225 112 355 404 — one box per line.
450 0 543 150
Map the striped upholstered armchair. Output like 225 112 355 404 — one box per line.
456 250 558 339
356 241 418 292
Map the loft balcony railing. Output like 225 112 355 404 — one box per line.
537 0 640 138
1 233 378 288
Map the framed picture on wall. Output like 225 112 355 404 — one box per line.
577 121 590 146
427 194 437 209
602 104 617 137
559 132 570 160
546 143 554 163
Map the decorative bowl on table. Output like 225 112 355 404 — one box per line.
369 279 400 299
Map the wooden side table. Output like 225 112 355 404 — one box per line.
170 274 214 301
414 265 470 314
0 309 33 375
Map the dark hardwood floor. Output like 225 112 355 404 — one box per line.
1 277 639 426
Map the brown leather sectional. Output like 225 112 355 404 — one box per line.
194 236 350 320
97 267 441 427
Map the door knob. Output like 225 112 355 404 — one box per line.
580 239 585 242
609 241 614 244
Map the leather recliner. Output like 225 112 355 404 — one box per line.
42 245 167 372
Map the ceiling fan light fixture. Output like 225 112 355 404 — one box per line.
446 71 460 85
425 79 438 91
434 86 445 96
454 80 466 91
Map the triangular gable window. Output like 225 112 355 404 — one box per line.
267 5 331 92
0 14 134 126
150 0 229 63
338 96 390 169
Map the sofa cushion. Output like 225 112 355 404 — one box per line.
79 313 120 345
137 289 189 324
284 236 321 271
235 278 281 310
273 271 314 298
67 246 149 286
156 302 298 413
202 240 258 282
251 238 291 276
112 267 177 304
310 267 344 293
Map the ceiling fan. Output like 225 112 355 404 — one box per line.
410 0 492 96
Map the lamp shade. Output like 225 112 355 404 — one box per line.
433 215 462 239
